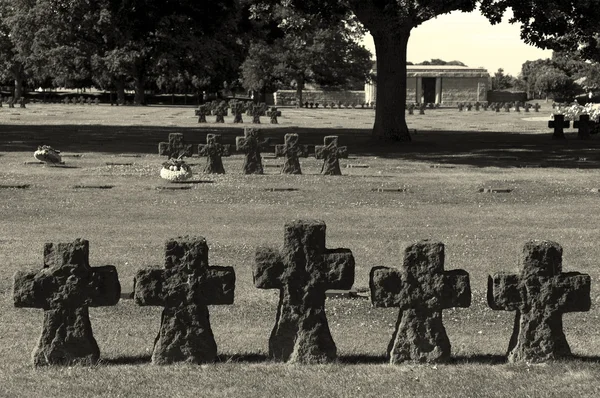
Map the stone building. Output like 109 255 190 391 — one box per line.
365 64 490 105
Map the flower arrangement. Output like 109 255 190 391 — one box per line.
552 102 600 122
160 157 192 182
33 145 62 164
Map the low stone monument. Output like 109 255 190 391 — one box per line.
254 220 355 363
274 133 309 174
159 133 193 159
370 240 471 363
548 114 570 140
236 128 270 174
13 239 120 366
315 136 348 175
487 240 591 363
195 104 210 123
198 133 231 174
267 107 279 124
134 236 235 364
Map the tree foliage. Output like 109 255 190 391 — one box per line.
241 4 372 105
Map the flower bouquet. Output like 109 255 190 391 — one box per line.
33 145 62 164
160 157 192 182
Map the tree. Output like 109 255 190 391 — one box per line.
480 1 600 64
254 0 478 141
242 4 372 106
0 0 33 99
418 59 467 66
534 68 577 101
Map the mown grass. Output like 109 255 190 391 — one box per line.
0 104 599 397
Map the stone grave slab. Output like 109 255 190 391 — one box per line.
371 188 409 193
13 239 120 366
254 220 355 363
264 188 299 192
370 240 471 364
488 240 591 362
479 188 512 193
105 162 133 166
72 185 114 189
0 184 30 189
345 164 369 168
134 236 235 364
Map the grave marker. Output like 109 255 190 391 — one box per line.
236 128 270 174
267 107 279 124
13 239 120 366
198 134 231 174
533 103 541 112
254 220 355 363
159 133 193 159
195 104 210 123
548 114 570 140
274 133 309 174
370 240 470 363
488 240 591 362
573 114 593 140
134 236 235 364
315 136 348 175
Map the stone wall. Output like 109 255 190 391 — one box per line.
441 77 488 105
274 90 365 106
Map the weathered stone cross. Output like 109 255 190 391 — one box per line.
548 114 570 140
274 133 309 174
315 136 348 175
236 128 270 174
487 240 591 363
13 239 121 366
254 220 355 363
134 236 235 364
198 134 231 174
370 240 471 364
159 133 193 159
573 114 593 140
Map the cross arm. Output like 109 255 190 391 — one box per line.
254 247 283 289
235 137 247 152
314 145 326 160
13 270 46 308
324 249 355 290
88 265 121 307
556 272 591 312
487 273 521 311
548 120 570 128
203 266 236 305
337 146 349 159
369 266 402 308
441 269 471 309
134 268 168 306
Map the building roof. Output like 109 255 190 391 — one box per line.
372 62 489 78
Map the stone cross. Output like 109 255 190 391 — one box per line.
254 219 355 363
315 136 348 175
533 103 541 112
159 133 193 159
232 102 245 123
466 103 472 111
267 107 279 124
370 240 471 364
215 106 226 123
236 128 270 174
474 102 480 111
134 236 235 364
13 239 120 366
573 114 593 140
548 114 570 140
408 104 414 115
275 133 309 174
524 103 531 112
198 133 231 174
488 240 591 363
195 104 210 123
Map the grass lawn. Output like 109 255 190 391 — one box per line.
0 103 599 397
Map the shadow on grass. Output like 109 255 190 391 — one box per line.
217 353 270 363
572 355 600 363
2 124 600 169
450 354 507 365
101 354 152 366
338 353 388 364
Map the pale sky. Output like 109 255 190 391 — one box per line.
362 10 553 77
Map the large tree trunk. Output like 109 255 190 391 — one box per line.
296 75 304 108
370 29 411 141
14 78 23 100
115 78 125 105
133 74 145 105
